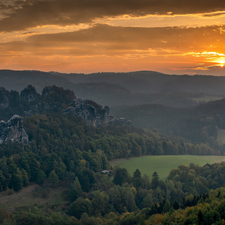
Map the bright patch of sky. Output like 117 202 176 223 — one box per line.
105 12 225 28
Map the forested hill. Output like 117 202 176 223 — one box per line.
54 71 225 95
2 69 225 109
0 70 199 108
0 114 219 205
111 98 225 145
2 112 225 225
72 83 198 108
0 104 219 195
3 69 225 95
0 70 76 93
0 85 225 224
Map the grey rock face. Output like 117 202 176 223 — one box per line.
64 99 132 127
0 115 29 144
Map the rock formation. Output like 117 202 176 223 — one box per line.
20 85 40 102
0 85 132 128
64 99 132 127
0 115 29 144
24 85 75 116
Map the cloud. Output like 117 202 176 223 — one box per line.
202 11 225 17
1 0 225 32
1 24 225 58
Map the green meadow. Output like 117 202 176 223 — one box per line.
110 155 225 180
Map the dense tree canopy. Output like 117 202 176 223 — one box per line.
0 85 225 225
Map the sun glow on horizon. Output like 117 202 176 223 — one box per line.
210 57 225 67
189 52 225 68
217 58 225 67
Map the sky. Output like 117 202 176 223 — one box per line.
1 0 225 74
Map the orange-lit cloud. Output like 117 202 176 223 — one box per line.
2 0 225 32
1 24 225 56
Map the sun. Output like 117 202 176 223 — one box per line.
214 57 225 67
217 59 225 67
200 53 225 68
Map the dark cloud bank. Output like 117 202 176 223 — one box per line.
1 0 225 32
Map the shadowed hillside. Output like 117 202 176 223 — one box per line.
111 98 225 144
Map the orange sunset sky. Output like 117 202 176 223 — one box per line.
1 0 225 75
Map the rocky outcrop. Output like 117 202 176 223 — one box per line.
0 115 29 144
20 85 40 102
64 99 132 127
24 86 75 116
0 85 131 128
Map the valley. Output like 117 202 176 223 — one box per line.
0 70 225 224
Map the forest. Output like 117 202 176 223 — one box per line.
0 112 223 224
0 84 225 224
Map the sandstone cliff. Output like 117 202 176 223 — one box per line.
0 115 29 144
64 99 132 127
0 85 132 128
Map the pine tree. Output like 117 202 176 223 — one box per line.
21 169 29 186
28 154 39 182
172 200 180 210
12 175 22 192
20 155 30 174
36 170 46 185
73 177 82 191
163 200 171 213
151 171 159 190
48 170 58 187
69 177 82 202
133 169 141 179
7 157 17 177
113 168 129 186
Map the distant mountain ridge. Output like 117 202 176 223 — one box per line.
2 69 225 95
0 70 198 107
0 70 75 93
52 70 225 95
1 69 225 109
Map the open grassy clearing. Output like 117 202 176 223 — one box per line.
0 184 68 210
110 155 225 180
218 129 225 144
190 96 223 103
